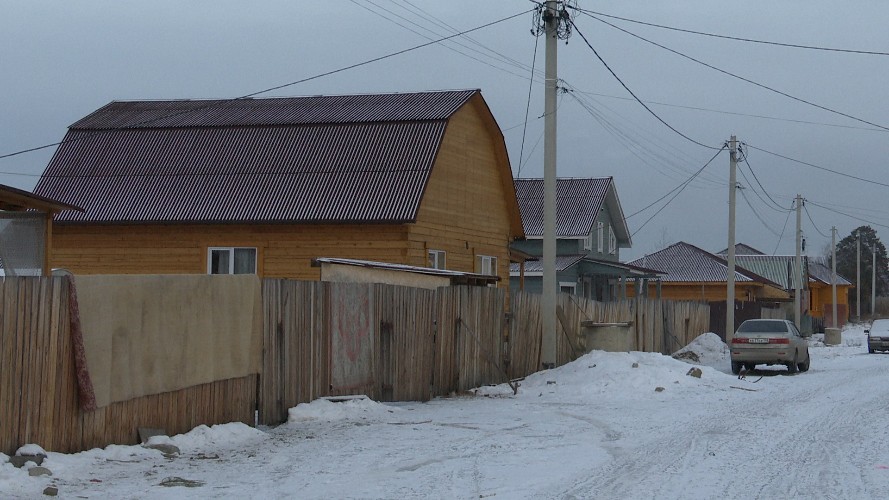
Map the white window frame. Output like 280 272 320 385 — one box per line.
428 249 446 270
597 221 604 253
583 233 592 252
207 247 257 275
608 225 617 255
559 281 577 295
476 254 498 276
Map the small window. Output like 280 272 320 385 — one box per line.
597 222 604 253
608 225 617 255
559 282 577 294
583 233 592 252
476 255 498 275
428 250 446 270
208 247 256 275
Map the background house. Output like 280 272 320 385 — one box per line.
33 90 524 285
508 177 658 300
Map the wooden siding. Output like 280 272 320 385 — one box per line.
51 223 411 279
629 282 782 302
409 100 514 287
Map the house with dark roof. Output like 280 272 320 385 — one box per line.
718 244 853 328
508 177 659 300
33 90 524 285
627 242 788 303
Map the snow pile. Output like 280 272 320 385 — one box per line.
477 348 736 401
288 396 400 424
672 332 729 367
156 422 265 452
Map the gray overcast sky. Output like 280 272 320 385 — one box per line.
2 1 888 262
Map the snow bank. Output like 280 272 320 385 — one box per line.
288 397 400 424
672 332 729 367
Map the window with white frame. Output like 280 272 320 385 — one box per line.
583 233 592 252
208 247 257 274
428 249 446 270
559 282 577 294
596 221 604 253
476 255 497 275
608 225 617 255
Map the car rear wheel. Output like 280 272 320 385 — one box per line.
731 361 743 375
786 352 799 374
798 352 810 372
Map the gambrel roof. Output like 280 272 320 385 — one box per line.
514 177 630 246
34 89 521 232
628 241 780 285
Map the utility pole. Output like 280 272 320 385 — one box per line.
725 136 738 343
540 0 562 369
857 231 861 321
794 195 802 329
872 247 877 318
831 226 837 328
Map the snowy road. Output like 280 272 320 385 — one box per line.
4 326 889 499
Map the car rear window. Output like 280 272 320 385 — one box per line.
737 320 788 333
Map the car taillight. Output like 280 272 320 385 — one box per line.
769 338 790 344
731 337 747 344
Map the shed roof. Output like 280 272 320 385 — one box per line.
628 242 779 285
808 257 853 286
34 90 518 228
0 183 81 213
514 177 630 246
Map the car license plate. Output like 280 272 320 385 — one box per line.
748 338 769 344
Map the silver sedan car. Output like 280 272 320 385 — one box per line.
866 319 889 353
730 319 811 374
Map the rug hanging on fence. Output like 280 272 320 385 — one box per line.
70 274 262 409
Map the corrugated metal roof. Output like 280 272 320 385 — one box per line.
733 255 804 289
34 91 482 224
627 242 770 283
511 255 586 273
716 243 765 256
808 258 853 286
70 91 478 129
515 178 612 237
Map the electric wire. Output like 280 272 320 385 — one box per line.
772 208 793 255
579 12 889 133
628 146 725 237
517 30 540 177
573 8 889 56
0 8 533 164
803 203 831 238
807 200 889 230
567 17 721 150
737 144 790 211
743 144 889 189
737 185 782 237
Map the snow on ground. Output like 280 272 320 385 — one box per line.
4 323 888 499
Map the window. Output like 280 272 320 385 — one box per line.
428 250 446 270
559 282 577 294
608 225 617 255
476 255 497 275
596 222 604 253
208 247 256 274
583 233 592 252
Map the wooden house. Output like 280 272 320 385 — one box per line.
627 242 788 302
508 177 660 300
32 90 524 285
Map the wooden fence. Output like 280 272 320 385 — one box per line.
3 277 712 455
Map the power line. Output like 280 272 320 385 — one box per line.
628 146 725 237
807 200 889 230
737 185 781 237
517 29 540 177
738 144 790 212
573 8 889 56
567 17 721 150
803 202 830 238
0 8 533 165
579 12 889 133
772 209 793 255
743 144 889 189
